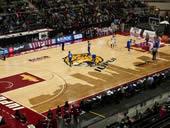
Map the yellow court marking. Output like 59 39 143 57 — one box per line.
89 111 106 119
20 74 40 82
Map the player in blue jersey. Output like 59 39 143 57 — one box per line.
92 54 96 65
152 36 160 61
127 39 132 51
154 37 160 49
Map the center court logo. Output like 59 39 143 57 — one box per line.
63 53 103 66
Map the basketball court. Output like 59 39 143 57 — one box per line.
0 34 170 115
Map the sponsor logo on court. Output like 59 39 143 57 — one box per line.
28 56 50 62
63 53 103 66
94 58 116 72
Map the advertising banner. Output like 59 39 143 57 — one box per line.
4 48 8 55
0 48 8 55
0 50 3 55
4 33 83 54
73 34 83 40
56 35 73 44
8 47 14 54
56 33 83 44
13 45 26 52
130 27 142 37
52 39 56 45
143 30 156 39
29 39 52 49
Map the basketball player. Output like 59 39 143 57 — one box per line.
152 47 157 61
68 51 72 67
92 54 96 65
87 41 91 55
127 39 132 52
111 35 116 48
3 55 6 61
153 36 160 49
154 36 160 57
61 42 65 51
145 33 150 45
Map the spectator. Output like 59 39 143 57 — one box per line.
64 101 70 111
146 76 154 89
71 105 80 123
14 110 21 120
56 105 62 118
47 109 53 120
159 105 167 119
0 116 5 126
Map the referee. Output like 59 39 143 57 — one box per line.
87 41 91 55
68 51 72 67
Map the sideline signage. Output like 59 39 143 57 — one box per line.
143 30 156 39
56 35 73 43
29 39 52 49
56 33 83 43
130 27 142 37
5 33 83 54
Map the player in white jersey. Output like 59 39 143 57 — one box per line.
111 35 116 48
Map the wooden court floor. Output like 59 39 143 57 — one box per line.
0 35 170 114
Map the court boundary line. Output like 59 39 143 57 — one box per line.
89 111 106 119
39 66 170 114
31 72 67 108
67 66 170 105
0 94 46 118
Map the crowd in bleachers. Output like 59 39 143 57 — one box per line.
0 101 81 128
0 0 153 49
34 101 81 128
106 101 170 128
0 0 169 39
79 69 170 112
0 0 149 36
31 0 148 32
0 0 46 35
81 26 114 39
